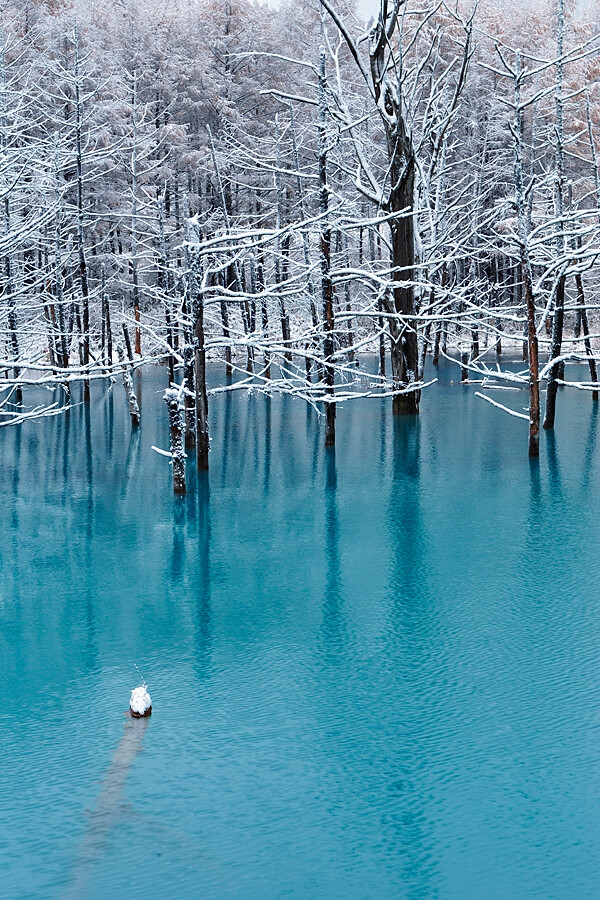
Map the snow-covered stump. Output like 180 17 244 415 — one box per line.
117 343 140 427
130 684 152 718
165 388 186 494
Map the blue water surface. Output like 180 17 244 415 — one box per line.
0 359 599 899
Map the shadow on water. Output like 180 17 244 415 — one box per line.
545 430 562 497
84 397 93 490
194 470 212 678
249 394 260 479
78 391 99 672
581 402 598 493
220 374 233 489
11 418 21 533
321 446 344 650
123 428 141 507
104 387 115 459
62 393 71 482
378 399 388 477
382 415 440 899
5 365 600 898
523 453 546 588
171 492 187 583
388 415 422 605
263 395 272 493
63 717 150 899
278 393 294 484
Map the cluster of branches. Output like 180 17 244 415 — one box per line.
1 0 599 464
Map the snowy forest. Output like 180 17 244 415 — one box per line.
1 0 600 465
4 3 600 894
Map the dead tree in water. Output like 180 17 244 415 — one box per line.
187 223 209 469
117 342 140 427
72 24 91 401
164 388 186 494
194 276 209 471
208 126 234 375
543 0 566 431
319 0 472 414
319 50 335 447
510 50 540 456
183 344 197 447
568 184 598 402
319 0 419 412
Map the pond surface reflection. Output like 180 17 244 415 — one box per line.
0 361 599 899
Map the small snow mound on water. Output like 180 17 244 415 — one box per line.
130 685 152 715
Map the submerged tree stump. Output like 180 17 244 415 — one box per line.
130 685 152 718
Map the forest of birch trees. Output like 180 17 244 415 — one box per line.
1 0 599 467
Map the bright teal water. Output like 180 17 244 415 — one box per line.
1 361 599 899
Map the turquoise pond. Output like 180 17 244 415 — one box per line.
0 359 599 899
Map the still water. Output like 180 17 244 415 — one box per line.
0 360 599 899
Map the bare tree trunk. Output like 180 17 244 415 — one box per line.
543 0 566 431
319 51 335 447
387 164 419 415
4 199 21 402
433 327 441 366
100 265 111 372
290 106 320 376
165 304 175 384
55 229 69 372
122 322 134 362
165 389 186 494
44 301 57 371
183 344 197 447
117 343 140 427
418 314 432 383
74 24 90 401
343 233 356 364
523 255 540 456
544 276 565 429
576 273 598 401
220 280 232 376
194 293 209 471
130 75 142 357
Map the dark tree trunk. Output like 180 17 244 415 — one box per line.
74 28 90 402
386 156 419 415
523 254 540 457
319 50 335 447
165 304 175 385
576 273 598 401
165 389 186 494
117 343 140 427
461 350 469 382
194 295 209 471
122 322 134 362
184 344 196 448
543 275 565 429
257 255 270 379
277 234 292 364
221 270 232 376
433 327 441 366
